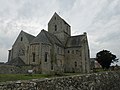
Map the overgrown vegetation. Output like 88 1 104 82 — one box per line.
0 74 52 82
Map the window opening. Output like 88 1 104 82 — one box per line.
55 25 57 31
75 61 77 67
57 48 59 54
32 52 35 62
68 50 70 53
45 52 48 62
21 37 23 41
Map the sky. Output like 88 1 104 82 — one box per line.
0 0 120 65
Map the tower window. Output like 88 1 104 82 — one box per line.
55 25 57 31
66 26 69 32
68 50 70 53
32 52 35 62
45 52 48 62
75 61 77 67
21 37 23 41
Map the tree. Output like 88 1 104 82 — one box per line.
96 50 118 69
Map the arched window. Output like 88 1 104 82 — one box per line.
45 52 48 62
75 61 77 67
55 25 57 31
32 52 35 62
68 50 70 53
21 37 23 41
57 48 59 54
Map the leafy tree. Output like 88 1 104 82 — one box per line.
96 50 118 69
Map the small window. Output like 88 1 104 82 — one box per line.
68 50 70 53
75 61 77 67
57 48 59 54
21 37 23 41
32 52 35 62
45 52 48 62
66 26 69 32
60 60 62 66
55 25 57 31
55 17 56 20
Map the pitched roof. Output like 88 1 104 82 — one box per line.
43 30 63 46
31 29 63 46
31 30 51 44
66 35 85 48
12 30 35 47
22 30 35 43
48 12 70 26
7 57 26 66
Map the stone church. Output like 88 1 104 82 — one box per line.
8 12 90 74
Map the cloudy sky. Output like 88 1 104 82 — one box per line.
0 0 120 65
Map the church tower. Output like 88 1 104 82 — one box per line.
48 12 71 45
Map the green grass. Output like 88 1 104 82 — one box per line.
0 74 52 82
0 73 83 82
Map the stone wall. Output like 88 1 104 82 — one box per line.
0 65 40 74
0 71 120 90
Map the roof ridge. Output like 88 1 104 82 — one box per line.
31 30 51 44
71 34 85 37
21 30 35 43
22 30 35 38
43 30 53 44
42 30 63 47
49 12 70 26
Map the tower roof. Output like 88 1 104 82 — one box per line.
48 12 70 26
66 34 86 48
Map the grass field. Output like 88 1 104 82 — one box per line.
0 74 52 82
0 73 81 82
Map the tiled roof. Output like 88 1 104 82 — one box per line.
31 29 63 46
66 35 85 48
22 31 35 43
43 30 63 46
31 30 51 44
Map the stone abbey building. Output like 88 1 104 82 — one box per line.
8 13 90 74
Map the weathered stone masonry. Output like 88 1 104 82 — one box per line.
8 12 90 74
0 71 120 90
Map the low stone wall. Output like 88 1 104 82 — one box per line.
0 71 120 90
